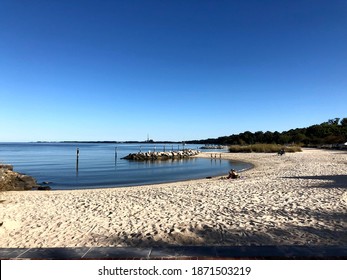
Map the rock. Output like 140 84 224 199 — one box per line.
0 164 13 171
121 149 200 161
0 167 38 191
38 186 52 191
42 181 52 185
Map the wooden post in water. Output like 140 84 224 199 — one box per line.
76 148 79 173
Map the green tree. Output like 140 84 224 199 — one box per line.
241 131 255 144
328 118 340 125
263 131 274 143
340 118 347 127
254 131 264 143
279 134 290 144
292 133 306 144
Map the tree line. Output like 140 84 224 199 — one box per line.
187 118 347 146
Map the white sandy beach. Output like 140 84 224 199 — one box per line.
0 148 346 248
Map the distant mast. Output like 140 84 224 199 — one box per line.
146 134 153 143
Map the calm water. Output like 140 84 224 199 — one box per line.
0 142 252 190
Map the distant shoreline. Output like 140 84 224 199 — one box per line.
34 141 186 144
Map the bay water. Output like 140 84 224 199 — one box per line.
0 142 252 190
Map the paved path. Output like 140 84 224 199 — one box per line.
1 246 346 259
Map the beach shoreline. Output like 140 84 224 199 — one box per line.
0 148 346 248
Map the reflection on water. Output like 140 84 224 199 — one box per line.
76 147 79 175
0 142 252 190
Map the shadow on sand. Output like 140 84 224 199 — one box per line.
283 175 347 189
1 209 346 259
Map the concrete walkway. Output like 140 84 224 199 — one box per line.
1 245 346 260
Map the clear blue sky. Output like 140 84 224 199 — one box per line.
1 0 346 142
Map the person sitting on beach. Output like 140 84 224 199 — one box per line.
227 169 239 179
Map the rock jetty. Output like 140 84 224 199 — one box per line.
122 149 200 161
200 145 225 149
0 164 40 191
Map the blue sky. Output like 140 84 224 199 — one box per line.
1 0 346 142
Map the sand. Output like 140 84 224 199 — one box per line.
0 148 346 248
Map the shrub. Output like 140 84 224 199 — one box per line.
284 146 302 153
228 144 302 153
